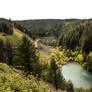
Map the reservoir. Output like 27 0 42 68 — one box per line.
62 63 92 88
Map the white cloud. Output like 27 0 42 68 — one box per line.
0 0 92 20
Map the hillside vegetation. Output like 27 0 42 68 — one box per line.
14 19 92 52
14 19 86 39
14 19 92 72
0 63 60 92
0 28 23 46
0 18 92 92
0 19 65 92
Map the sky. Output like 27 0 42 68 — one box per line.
0 0 92 20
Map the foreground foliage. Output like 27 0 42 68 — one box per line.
0 63 57 92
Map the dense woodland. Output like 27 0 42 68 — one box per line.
15 19 92 72
0 18 92 92
0 18 13 35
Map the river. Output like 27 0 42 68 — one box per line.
62 63 92 88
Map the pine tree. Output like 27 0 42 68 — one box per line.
16 36 40 75
0 39 4 61
19 36 33 72
5 39 13 65
49 56 58 89
49 55 65 90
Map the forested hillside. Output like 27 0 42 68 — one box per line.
0 18 66 92
14 19 82 38
14 19 92 52
14 19 92 73
0 18 92 92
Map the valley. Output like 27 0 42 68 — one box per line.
0 18 92 92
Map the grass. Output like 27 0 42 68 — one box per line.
0 28 24 46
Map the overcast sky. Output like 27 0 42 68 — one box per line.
0 0 92 20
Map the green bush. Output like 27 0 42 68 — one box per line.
0 63 55 92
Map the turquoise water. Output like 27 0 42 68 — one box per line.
62 63 92 88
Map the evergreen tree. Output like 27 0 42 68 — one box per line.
0 39 4 61
86 52 92 72
15 36 40 75
0 39 13 64
0 22 13 35
49 55 65 90
4 39 13 65
49 56 58 90
19 36 33 72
